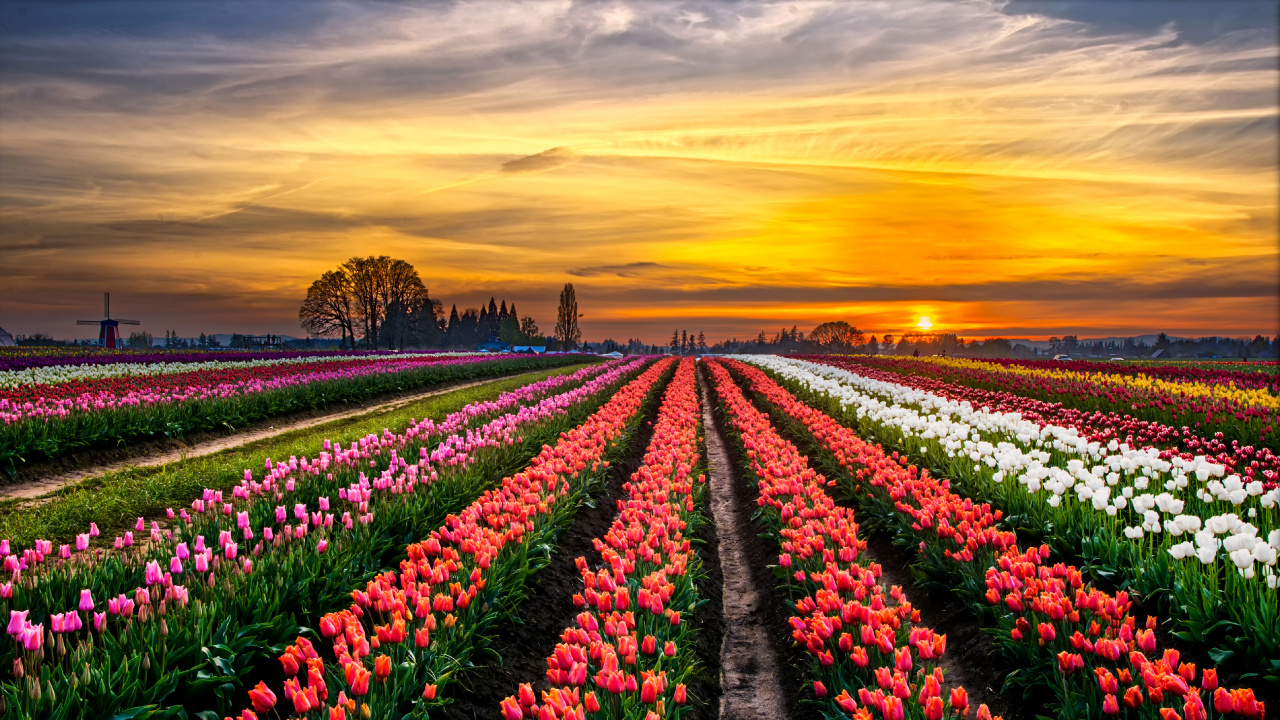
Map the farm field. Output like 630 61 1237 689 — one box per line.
0 352 1275 720
0 349 588 476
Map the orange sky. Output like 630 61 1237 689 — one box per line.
0 1 1276 342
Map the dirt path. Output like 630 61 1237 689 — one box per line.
698 368 790 720
0 371 544 502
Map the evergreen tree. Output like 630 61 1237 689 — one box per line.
680 330 688 355
478 305 490 340
698 331 706 353
671 330 680 353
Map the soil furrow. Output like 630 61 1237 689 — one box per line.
698 365 794 720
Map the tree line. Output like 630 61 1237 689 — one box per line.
299 256 585 350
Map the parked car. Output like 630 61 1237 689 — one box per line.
1052 354 1071 361
1109 356 1127 362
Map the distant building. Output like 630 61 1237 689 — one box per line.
511 345 546 354
478 339 512 353
599 351 624 359
0 326 14 347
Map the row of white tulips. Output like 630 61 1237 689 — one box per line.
737 355 1280 587
0 351 486 388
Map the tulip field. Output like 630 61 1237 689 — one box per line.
0 349 585 474
1 351 1276 720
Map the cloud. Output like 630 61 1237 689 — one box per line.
568 262 666 278
0 0 1274 340
500 146 581 174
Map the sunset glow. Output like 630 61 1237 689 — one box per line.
0 1 1276 342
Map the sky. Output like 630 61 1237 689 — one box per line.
1 0 1276 344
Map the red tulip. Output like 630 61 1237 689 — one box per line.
501 696 523 720
248 681 277 713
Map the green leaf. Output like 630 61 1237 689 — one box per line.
1207 648 1235 665
111 707 155 720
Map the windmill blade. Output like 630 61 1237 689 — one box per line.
77 320 101 325
117 319 141 325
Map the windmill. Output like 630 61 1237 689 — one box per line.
77 293 140 349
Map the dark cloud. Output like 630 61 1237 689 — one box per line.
568 262 669 278
500 147 581 174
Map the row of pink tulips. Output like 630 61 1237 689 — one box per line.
228 358 677 719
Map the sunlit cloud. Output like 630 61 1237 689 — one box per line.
0 0 1274 341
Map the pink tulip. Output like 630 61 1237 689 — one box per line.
135 517 144 532
94 612 106 632
237 511 250 529
79 588 94 611
21 624 42 651
88 523 99 537
7 609 29 636
145 561 162 586
75 534 90 552
170 557 183 574
176 542 189 560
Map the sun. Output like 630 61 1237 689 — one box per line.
916 316 934 331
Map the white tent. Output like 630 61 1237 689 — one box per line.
0 326 15 347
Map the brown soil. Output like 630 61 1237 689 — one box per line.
0 370 547 502
698 366 795 720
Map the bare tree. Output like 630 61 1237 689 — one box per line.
554 283 582 351
299 270 357 348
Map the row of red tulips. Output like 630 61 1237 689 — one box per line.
704 358 995 720
726 358 1265 719
501 356 708 720
228 358 678 720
